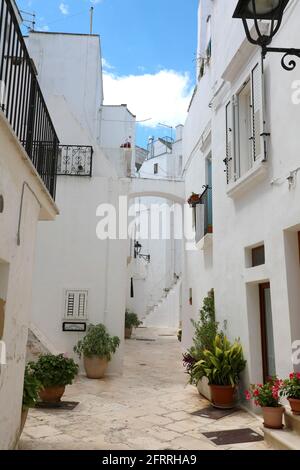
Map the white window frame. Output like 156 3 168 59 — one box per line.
225 60 266 184
63 289 89 321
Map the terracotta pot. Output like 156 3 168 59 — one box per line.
20 408 28 435
39 385 65 403
84 355 108 379
125 326 133 339
197 377 212 401
210 384 236 409
288 398 300 416
262 406 284 429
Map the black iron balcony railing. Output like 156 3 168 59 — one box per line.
195 185 213 243
0 0 59 199
57 145 93 176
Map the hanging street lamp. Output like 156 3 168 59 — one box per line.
233 0 300 70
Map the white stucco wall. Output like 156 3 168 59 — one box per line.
0 112 57 449
26 32 130 374
182 0 300 390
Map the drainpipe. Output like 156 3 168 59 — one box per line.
103 178 113 323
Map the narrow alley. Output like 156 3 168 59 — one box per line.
19 328 270 451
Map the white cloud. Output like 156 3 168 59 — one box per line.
103 70 193 128
59 3 69 15
102 58 114 70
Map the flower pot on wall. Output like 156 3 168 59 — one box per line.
262 406 284 429
125 326 133 339
39 386 66 403
84 355 108 379
210 385 236 409
288 398 300 415
197 377 212 401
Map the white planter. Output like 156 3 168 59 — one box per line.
197 377 212 401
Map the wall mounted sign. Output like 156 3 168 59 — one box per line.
62 322 87 332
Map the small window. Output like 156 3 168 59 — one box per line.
252 245 265 267
154 163 158 174
64 290 88 320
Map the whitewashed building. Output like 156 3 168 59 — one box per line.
127 126 185 328
0 1 58 449
182 0 300 397
25 31 139 374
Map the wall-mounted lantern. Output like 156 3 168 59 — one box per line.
134 241 151 263
233 0 300 70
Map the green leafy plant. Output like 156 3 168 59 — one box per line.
29 354 79 388
74 324 120 361
192 334 246 386
183 290 219 384
125 310 142 329
245 379 282 408
280 372 300 399
22 364 42 409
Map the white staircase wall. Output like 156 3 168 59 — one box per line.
144 279 181 329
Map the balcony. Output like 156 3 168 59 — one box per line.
0 0 59 199
57 145 93 177
194 185 213 248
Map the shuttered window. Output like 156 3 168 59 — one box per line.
64 290 88 320
225 101 234 183
225 61 265 184
251 63 263 161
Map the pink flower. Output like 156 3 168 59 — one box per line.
253 389 259 397
290 373 295 380
245 391 251 401
296 373 300 380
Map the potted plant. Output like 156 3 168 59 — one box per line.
74 324 120 379
29 354 78 403
193 334 246 408
187 192 201 207
245 379 284 429
125 310 142 339
183 290 218 400
20 364 42 434
280 372 300 415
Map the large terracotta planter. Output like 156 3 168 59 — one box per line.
197 377 212 401
289 398 300 415
19 408 28 436
125 326 133 339
39 385 65 403
262 406 284 429
210 384 236 409
84 355 108 379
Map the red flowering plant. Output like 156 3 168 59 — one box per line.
245 378 283 408
280 373 300 400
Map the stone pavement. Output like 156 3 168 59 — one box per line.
19 328 271 450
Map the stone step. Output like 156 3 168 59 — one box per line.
264 427 300 450
285 411 300 435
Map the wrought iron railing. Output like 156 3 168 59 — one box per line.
0 0 59 198
57 145 93 176
195 185 213 243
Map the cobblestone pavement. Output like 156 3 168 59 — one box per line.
19 328 271 450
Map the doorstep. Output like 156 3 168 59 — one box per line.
263 410 300 450
263 428 300 450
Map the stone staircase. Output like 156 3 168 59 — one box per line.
264 410 300 450
142 277 181 329
26 324 61 362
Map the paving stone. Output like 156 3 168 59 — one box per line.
19 327 270 451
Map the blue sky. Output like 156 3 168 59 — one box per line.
17 0 199 146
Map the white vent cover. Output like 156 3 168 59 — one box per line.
64 290 88 320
